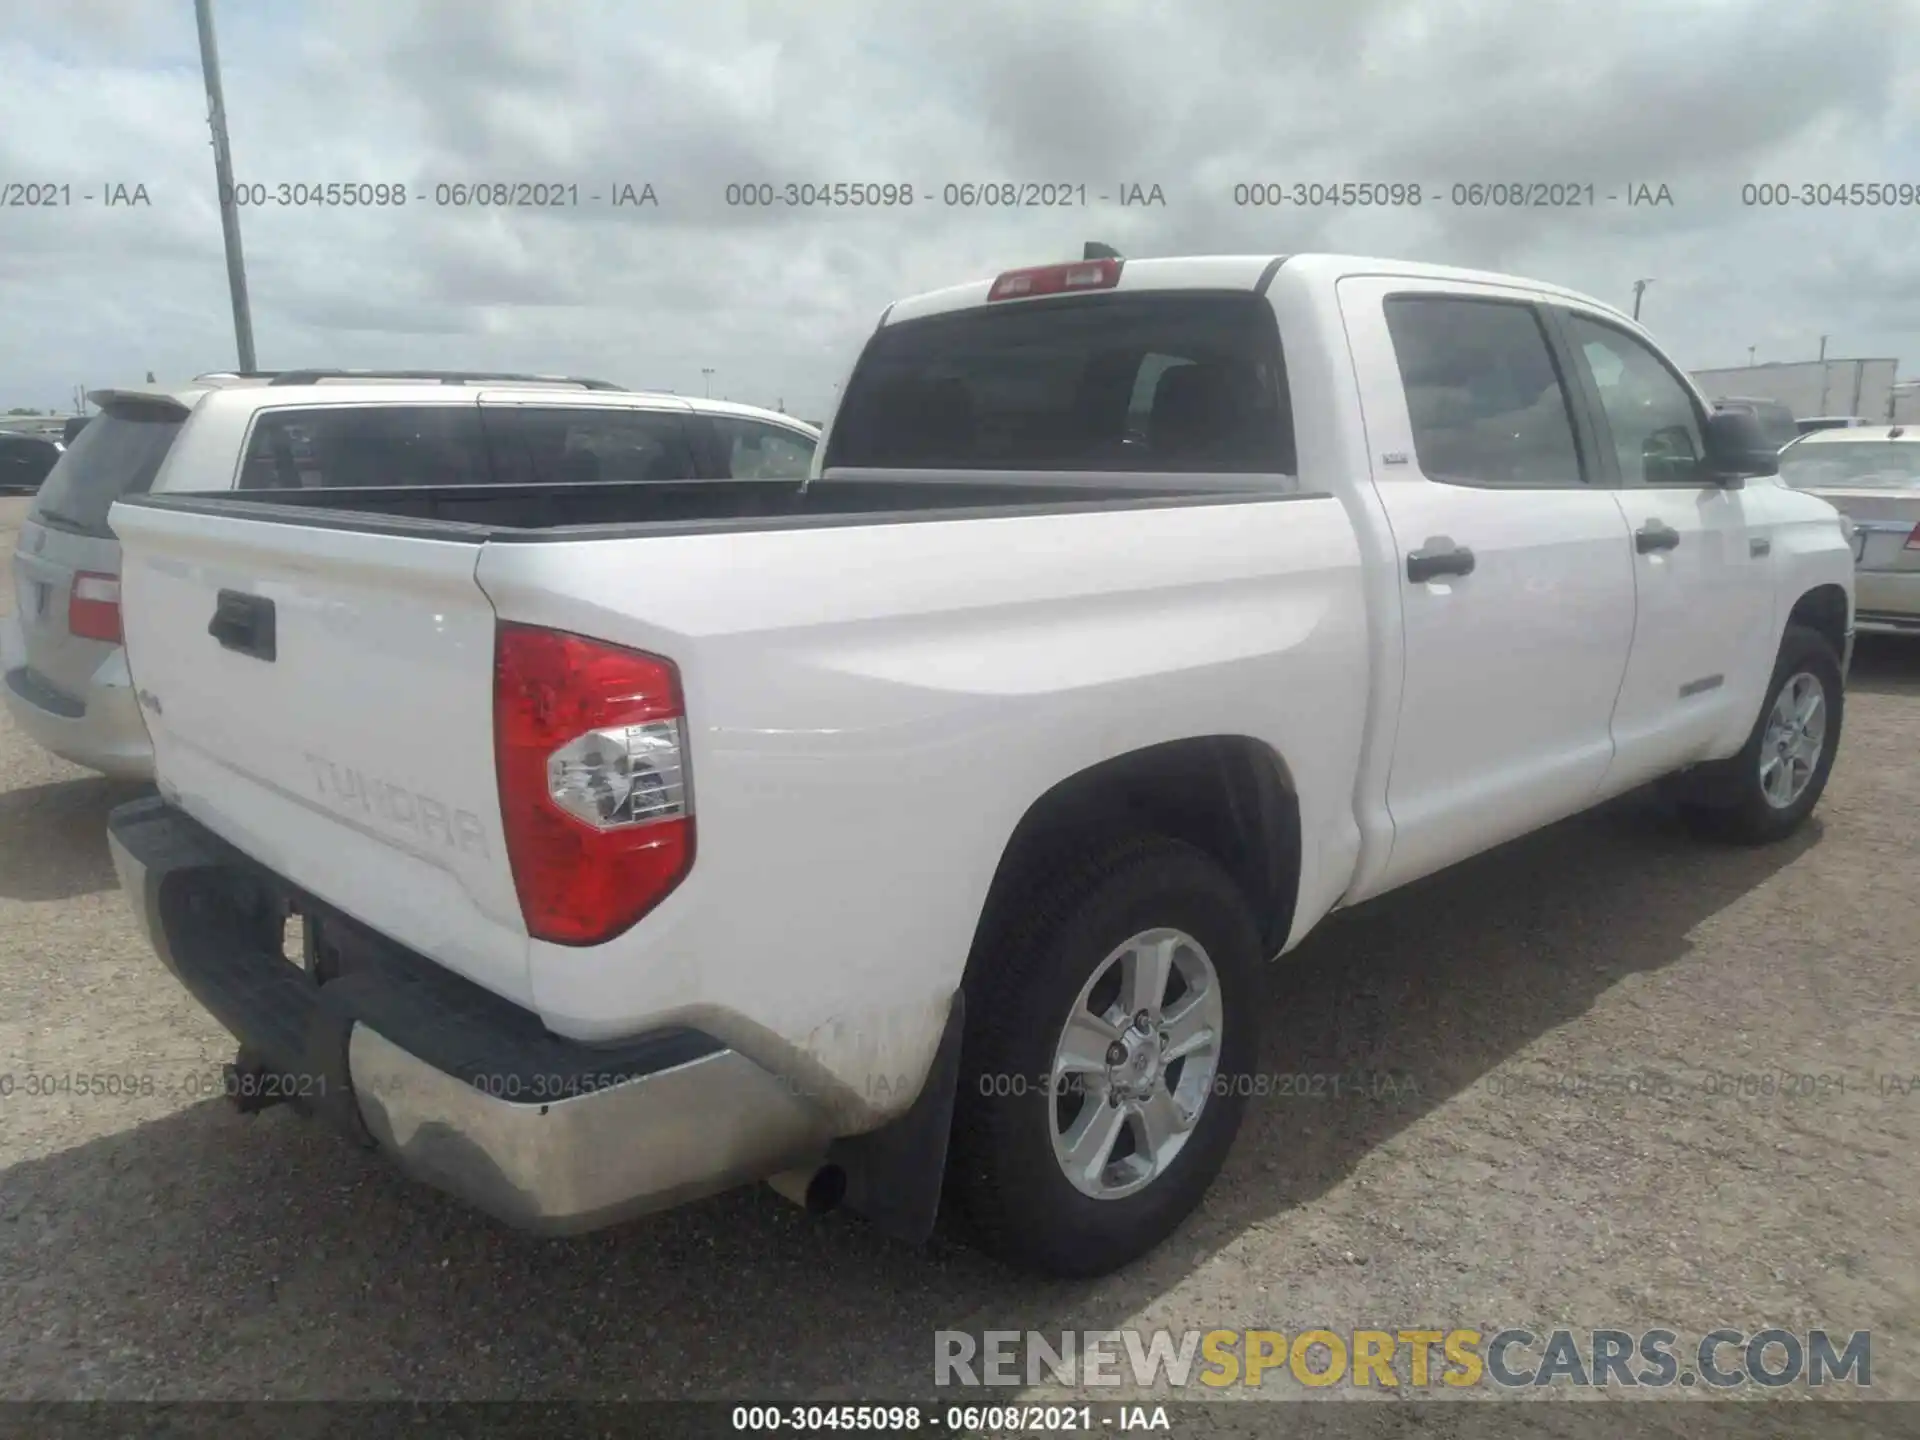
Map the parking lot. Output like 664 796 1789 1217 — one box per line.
0 489 1915 1405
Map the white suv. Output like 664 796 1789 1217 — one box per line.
2 370 819 779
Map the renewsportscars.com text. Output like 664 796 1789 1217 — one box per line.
935 1327 1871 1390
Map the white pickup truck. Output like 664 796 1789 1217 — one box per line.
106 253 1854 1278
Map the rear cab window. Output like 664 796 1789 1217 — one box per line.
29 400 188 535
825 292 1295 475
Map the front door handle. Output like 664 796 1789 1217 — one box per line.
1635 519 1681 554
1406 536 1476 584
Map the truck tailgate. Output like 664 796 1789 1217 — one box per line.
110 500 531 1005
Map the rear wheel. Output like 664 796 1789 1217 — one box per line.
949 834 1261 1277
1677 624 1844 844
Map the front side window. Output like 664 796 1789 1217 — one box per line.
1566 315 1706 485
713 417 816 478
1383 296 1584 487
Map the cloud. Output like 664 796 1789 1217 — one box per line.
1 0 1917 415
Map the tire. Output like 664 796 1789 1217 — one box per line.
1678 624 1844 845
948 833 1262 1278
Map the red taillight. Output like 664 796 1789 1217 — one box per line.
493 623 694 946
68 571 122 642
1905 522 1920 550
987 257 1123 302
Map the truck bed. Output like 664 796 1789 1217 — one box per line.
130 473 1295 541
107 465 1358 1044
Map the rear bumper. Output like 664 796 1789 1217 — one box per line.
0 628 153 778
106 797 833 1235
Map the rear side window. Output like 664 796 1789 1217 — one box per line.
481 407 697 484
1384 296 1585 487
826 293 1294 474
30 401 186 534
236 406 487 489
710 417 816 478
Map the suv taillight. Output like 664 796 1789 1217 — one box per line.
493 623 693 946
1905 522 1920 550
68 571 122 642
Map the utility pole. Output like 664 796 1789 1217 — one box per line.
701 367 714 398
1748 346 1756 366
1631 278 1653 320
1818 335 1828 362
195 0 257 373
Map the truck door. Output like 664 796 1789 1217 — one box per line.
1335 278 1637 896
1550 307 1777 787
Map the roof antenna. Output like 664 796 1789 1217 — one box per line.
1083 241 1122 260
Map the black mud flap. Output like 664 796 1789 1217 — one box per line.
826 992 964 1245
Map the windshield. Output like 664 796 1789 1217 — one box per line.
29 400 188 534
1779 441 1920 490
826 292 1294 474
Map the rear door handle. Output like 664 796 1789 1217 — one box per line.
208 589 276 662
1635 519 1681 554
1406 537 1476 584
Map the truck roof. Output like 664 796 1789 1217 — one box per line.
880 252 1634 328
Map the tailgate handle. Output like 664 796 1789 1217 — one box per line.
208 590 276 662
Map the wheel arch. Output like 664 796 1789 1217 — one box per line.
1786 582 1850 662
965 735 1303 983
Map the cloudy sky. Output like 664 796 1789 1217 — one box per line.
3 0 1917 421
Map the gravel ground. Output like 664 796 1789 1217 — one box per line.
0 493 1915 1419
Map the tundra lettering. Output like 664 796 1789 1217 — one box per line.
304 753 488 857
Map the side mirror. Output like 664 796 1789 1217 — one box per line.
1702 409 1779 483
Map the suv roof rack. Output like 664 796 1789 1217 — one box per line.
264 369 625 391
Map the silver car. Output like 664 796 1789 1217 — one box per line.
2 381 243 777
1777 425 1920 635
3 372 822 779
